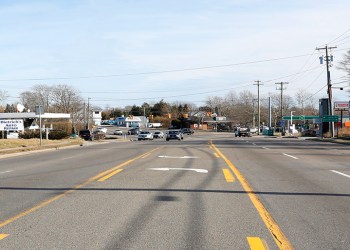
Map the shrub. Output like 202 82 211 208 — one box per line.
19 131 40 139
48 130 69 140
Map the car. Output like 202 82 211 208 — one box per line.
79 129 93 141
128 128 140 135
181 128 194 135
166 130 183 141
113 129 123 135
96 127 107 133
153 131 164 138
138 131 153 141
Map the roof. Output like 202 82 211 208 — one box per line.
0 112 71 119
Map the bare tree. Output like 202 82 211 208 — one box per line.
19 84 53 112
0 90 8 108
294 89 317 115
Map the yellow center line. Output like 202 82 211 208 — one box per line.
222 169 235 182
211 142 293 250
142 153 151 158
247 237 269 250
214 152 220 158
98 169 123 182
0 147 159 229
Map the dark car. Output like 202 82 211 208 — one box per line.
128 128 140 135
166 130 183 141
181 128 194 135
79 129 93 141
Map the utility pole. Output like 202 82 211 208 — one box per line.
254 80 263 134
87 97 91 130
316 45 337 137
275 82 288 135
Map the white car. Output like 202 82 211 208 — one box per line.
96 127 107 133
113 129 123 135
138 131 153 141
153 131 164 138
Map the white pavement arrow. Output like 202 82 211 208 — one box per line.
158 155 199 159
149 168 208 173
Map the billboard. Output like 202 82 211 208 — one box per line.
334 101 349 111
0 119 24 131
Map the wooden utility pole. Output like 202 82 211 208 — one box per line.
316 45 337 137
275 82 289 134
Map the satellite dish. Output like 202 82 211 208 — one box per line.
17 104 25 112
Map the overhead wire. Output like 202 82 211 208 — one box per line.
0 52 314 82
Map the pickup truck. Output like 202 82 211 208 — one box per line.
234 127 251 137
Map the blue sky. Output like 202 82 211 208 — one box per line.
1 0 350 108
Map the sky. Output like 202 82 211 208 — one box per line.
1 0 350 109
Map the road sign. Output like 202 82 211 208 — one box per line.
282 115 318 120
322 115 339 122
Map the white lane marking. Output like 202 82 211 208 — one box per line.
0 170 13 174
252 143 256 146
158 155 199 159
149 168 208 173
283 153 299 159
331 170 350 178
262 147 270 150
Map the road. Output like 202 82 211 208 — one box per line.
0 132 349 249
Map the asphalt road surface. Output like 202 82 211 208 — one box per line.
0 132 349 249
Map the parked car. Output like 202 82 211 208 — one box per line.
181 128 194 135
153 131 164 138
138 131 153 141
166 130 183 141
113 129 123 135
128 128 140 135
79 129 93 141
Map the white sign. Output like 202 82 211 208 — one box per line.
334 101 349 110
0 120 24 131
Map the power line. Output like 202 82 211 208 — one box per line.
327 27 350 45
0 53 315 82
303 84 327 102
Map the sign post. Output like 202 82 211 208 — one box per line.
334 102 350 128
35 105 44 146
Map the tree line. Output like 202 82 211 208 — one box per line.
0 48 349 130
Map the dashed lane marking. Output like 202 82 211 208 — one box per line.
283 153 299 159
0 234 9 240
222 169 235 182
331 170 350 178
247 237 269 250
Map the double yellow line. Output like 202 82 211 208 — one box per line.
0 148 158 230
210 142 293 250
